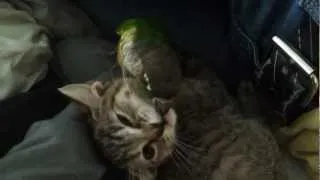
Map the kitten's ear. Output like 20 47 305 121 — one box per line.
58 81 104 109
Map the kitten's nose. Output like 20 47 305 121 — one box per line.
137 108 164 129
137 109 164 139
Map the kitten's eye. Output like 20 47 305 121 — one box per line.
142 145 156 160
116 114 134 127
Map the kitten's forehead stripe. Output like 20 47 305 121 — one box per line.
100 79 124 109
110 80 124 108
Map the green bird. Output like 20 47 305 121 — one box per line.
116 18 182 99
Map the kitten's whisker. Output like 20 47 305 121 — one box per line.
176 136 196 145
164 135 195 174
167 135 202 157
175 142 205 157
176 145 199 158
171 153 183 171
173 138 205 157
175 141 206 158
173 152 187 172
175 147 193 167
176 138 204 151
173 150 192 175
176 148 193 170
175 136 189 142
175 141 200 153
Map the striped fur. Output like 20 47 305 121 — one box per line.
86 78 177 178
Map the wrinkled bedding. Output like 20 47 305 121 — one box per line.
0 1 51 100
0 0 100 100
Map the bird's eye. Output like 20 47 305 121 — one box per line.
142 145 156 160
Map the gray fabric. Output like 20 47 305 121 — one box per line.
0 104 106 180
0 36 119 179
298 0 319 24
53 37 119 83
8 0 101 39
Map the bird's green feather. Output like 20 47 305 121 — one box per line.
116 18 167 44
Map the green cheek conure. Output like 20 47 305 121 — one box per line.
116 18 182 99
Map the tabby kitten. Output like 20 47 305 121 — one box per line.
59 78 177 180
59 74 292 180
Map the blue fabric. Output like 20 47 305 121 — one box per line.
298 0 319 24
0 104 106 180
